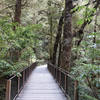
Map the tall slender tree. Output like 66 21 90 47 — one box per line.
52 13 64 65
14 0 22 24
10 0 22 62
61 0 73 71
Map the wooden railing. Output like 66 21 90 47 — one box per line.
48 63 78 100
5 62 37 100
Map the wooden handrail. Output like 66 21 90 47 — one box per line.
5 62 37 100
48 62 79 100
8 63 37 79
48 63 75 79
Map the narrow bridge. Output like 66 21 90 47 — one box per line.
5 63 78 100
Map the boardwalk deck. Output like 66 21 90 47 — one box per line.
16 65 67 100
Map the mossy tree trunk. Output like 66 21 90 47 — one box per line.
61 0 73 72
10 0 22 62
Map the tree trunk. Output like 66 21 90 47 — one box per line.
75 0 100 46
61 0 73 71
14 0 22 24
10 0 22 62
52 14 64 65
48 1 53 61
49 15 53 61
58 42 62 67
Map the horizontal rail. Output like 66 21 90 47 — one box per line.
49 63 75 79
5 62 37 100
48 62 78 100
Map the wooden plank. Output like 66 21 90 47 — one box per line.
16 65 67 100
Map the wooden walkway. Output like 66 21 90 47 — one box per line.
16 65 67 100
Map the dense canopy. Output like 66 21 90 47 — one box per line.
0 0 100 100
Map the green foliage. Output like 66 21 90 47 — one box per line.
13 61 28 72
83 94 98 100
0 17 43 78
72 31 100 100
20 47 35 61
0 0 100 100
72 5 86 12
77 19 84 25
0 60 13 77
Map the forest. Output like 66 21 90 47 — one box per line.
0 0 100 100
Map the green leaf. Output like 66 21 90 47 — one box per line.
77 19 84 25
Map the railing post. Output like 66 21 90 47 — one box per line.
56 68 57 81
5 62 37 100
64 75 67 92
23 71 25 86
28 67 29 77
6 80 11 100
59 71 61 85
74 80 78 100
29 67 31 75
18 77 20 93
53 68 55 78
54 68 55 78
51 66 53 75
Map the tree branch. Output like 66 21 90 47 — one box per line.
74 0 100 46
